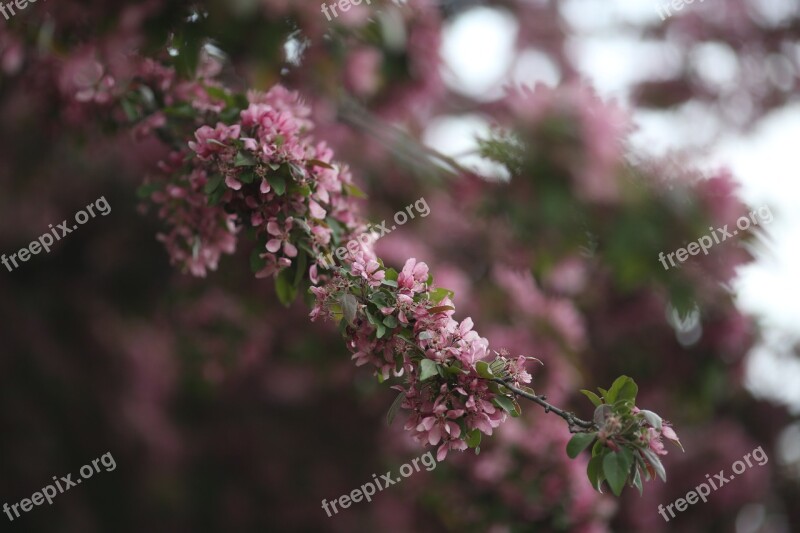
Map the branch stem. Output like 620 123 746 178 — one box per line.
493 378 596 433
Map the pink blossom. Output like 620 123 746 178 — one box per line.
255 254 292 279
266 217 298 258
398 258 430 294
350 257 385 288
189 123 241 160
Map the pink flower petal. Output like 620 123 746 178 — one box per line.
436 443 449 462
225 175 242 190
266 239 282 253
267 221 281 236
283 241 298 258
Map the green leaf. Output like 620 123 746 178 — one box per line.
203 175 224 194
593 404 612 426
606 375 638 404
475 361 494 379
465 428 481 448
419 359 439 381
136 183 160 199
163 103 195 118
444 363 467 375
288 163 307 180
429 287 455 303
612 399 635 418
174 24 203 78
384 268 399 281
428 305 455 314
566 432 597 459
417 331 433 341
639 409 662 431
383 315 399 328
381 279 398 288
492 396 520 417
325 217 343 245
369 291 392 307
121 98 138 121
267 174 287 196
275 269 297 307
580 389 603 407
293 250 307 289
207 186 225 206
641 448 667 482
308 158 334 170
341 293 358 325
239 170 256 184
517 384 535 395
203 85 233 105
250 249 266 273
288 183 311 196
489 359 506 376
206 139 227 148
591 439 604 457
632 465 644 496
343 182 367 198
587 454 605 492
366 308 383 326
603 448 634 496
386 392 406 426
234 151 257 167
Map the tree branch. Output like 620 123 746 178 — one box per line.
493 378 597 433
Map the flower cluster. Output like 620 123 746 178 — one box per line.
141 82 366 282
133 68 539 461
310 256 538 461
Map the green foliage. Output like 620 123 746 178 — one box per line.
492 396 520 417
266 174 287 196
465 428 482 449
566 432 597 459
603 448 634 496
605 375 638 404
274 268 296 307
579 389 603 407
572 375 675 496
419 359 439 381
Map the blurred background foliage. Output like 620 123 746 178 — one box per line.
0 0 798 532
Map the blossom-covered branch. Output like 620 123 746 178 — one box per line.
82 53 681 494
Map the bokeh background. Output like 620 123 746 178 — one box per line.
0 0 798 532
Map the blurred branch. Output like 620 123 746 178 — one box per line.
337 97 476 181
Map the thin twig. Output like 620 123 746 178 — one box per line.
492 378 596 433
